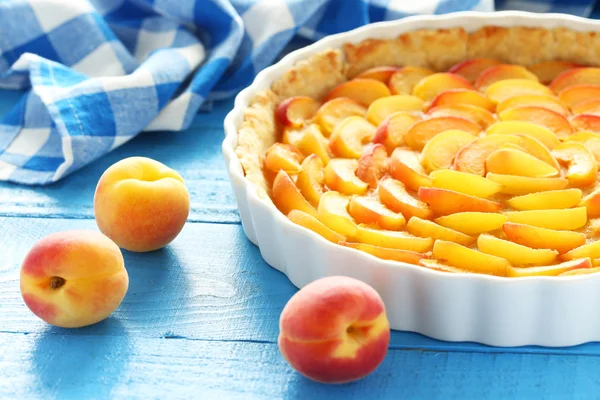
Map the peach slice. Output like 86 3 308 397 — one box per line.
562 241 600 262
366 95 424 126
317 191 357 238
324 158 368 195
485 121 560 150
503 222 586 254
356 66 399 83
477 234 558 266
296 154 325 207
378 177 433 220
485 148 559 178
448 58 501 83
287 209 346 244
273 170 317 218
506 134 560 170
418 187 502 216
453 134 524 176
486 173 569 195
372 112 420 152
325 78 391 106
504 207 587 230
340 242 427 265
507 258 592 277
475 65 539 91
507 189 583 211
356 144 388 188
571 114 600 133
388 147 433 191
282 126 307 148
276 96 320 127
348 196 406 231
553 142 598 188
558 85 600 109
560 267 600 276
429 89 495 111
420 129 476 171
496 94 568 116
427 104 496 129
430 169 502 198
295 124 331 165
549 67 600 94
419 259 472 274
412 73 473 102
404 116 481 151
355 224 433 252
388 66 434 95
314 97 367 136
528 61 582 84
485 79 552 104
406 216 475 246
580 189 600 218
432 240 509 276
498 106 572 137
264 143 305 174
435 212 507 235
329 116 375 158
572 98 600 115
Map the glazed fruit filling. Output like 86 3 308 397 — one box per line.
264 59 600 277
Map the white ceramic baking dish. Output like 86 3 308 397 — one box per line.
222 11 600 347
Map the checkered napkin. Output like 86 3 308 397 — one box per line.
0 0 595 184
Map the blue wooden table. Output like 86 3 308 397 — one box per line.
5 35 600 399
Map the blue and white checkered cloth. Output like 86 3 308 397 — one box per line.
0 0 596 184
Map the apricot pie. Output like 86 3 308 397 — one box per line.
235 26 600 278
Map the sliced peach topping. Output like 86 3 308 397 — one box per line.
485 79 552 104
560 267 600 276
412 72 473 102
264 143 305 174
356 66 399 83
571 114 600 133
388 147 432 191
453 134 524 176
296 124 331 165
420 129 476 171
324 158 368 196
388 66 434 95
326 78 391 106
418 187 502 216
549 67 600 94
314 97 367 136
427 104 496 129
485 148 559 178
562 241 600 261
503 207 587 231
503 222 587 254
475 65 539 91
348 196 406 231
448 58 501 83
329 116 375 158
571 98 600 115
498 106 572 137
568 131 600 162
496 94 568 116
366 95 424 126
340 242 427 265
485 121 560 150
430 169 502 199
528 61 582 84
404 116 481 151
507 189 583 211
355 224 433 252
558 84 600 109
486 173 569 195
406 216 475 246
372 112 420 152
507 258 592 277
317 191 357 238
272 170 317 218
429 89 496 111
378 177 432 220
296 154 325 207
478 234 558 266
432 240 509 276
287 209 345 244
552 142 598 188
275 96 320 127
356 143 388 188
419 259 472 274
435 212 507 235
580 189 600 218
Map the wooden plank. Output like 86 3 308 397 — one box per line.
1 331 599 400
0 95 240 223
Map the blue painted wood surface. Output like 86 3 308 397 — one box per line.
4 46 600 400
